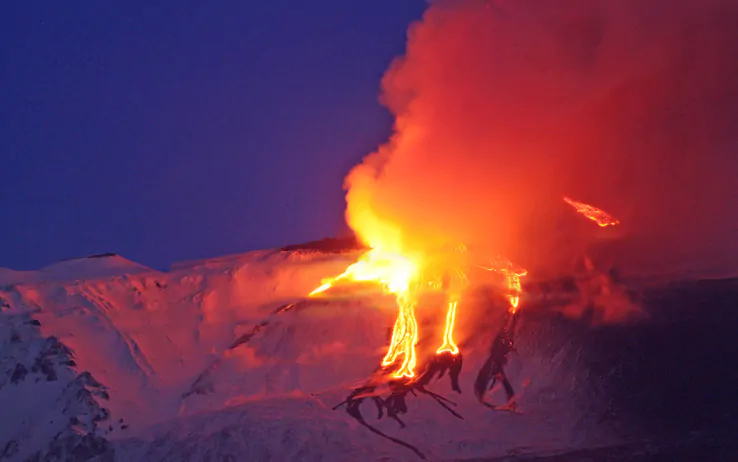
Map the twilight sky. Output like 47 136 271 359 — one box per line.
0 1 426 270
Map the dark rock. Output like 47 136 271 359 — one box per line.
75 371 103 388
93 408 110 423
280 235 365 253
1 439 18 458
31 357 58 381
10 363 28 384
71 433 109 460
86 253 117 259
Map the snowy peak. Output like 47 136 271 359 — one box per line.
39 253 155 283
0 254 156 287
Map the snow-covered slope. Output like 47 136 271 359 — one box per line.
0 254 153 286
1 248 729 461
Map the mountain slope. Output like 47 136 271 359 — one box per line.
0 248 735 461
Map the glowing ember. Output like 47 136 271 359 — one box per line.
563 196 620 227
436 300 459 355
479 257 528 313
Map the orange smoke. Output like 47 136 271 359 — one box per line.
343 0 738 279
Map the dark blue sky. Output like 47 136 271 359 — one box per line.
1 1 426 270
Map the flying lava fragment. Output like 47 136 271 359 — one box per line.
563 196 620 228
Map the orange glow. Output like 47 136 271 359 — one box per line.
479 258 527 314
380 294 419 378
309 249 416 297
563 196 620 228
435 300 459 355
433 266 467 356
308 206 423 378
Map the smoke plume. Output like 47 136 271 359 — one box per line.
345 0 738 278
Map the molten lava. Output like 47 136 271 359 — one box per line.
381 294 419 378
433 267 467 356
309 249 416 297
563 196 620 228
309 248 422 378
479 258 528 314
436 300 459 355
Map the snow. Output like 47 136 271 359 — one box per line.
39 254 155 283
0 268 37 286
0 254 154 286
0 247 635 461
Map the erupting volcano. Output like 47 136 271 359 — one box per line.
284 0 738 454
2 0 737 460
305 175 624 457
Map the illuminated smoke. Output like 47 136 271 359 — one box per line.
345 0 738 278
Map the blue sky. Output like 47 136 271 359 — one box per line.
0 1 426 269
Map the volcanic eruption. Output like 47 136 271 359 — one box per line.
303 0 738 456
3 1 738 461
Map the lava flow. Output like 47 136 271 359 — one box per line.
309 247 421 378
434 265 468 356
436 300 459 355
479 257 528 314
563 196 620 228
474 257 527 411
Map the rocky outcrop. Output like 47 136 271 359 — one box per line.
0 311 115 461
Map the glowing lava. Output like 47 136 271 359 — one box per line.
563 196 620 227
436 300 459 355
309 248 421 378
309 249 416 297
434 267 467 356
479 257 528 314
380 293 419 378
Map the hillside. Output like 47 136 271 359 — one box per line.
0 248 735 461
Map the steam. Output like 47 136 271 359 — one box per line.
345 0 738 278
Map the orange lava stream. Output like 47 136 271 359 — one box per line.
436 300 459 355
381 295 419 378
434 266 467 356
563 196 620 227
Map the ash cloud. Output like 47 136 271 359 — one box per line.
346 0 738 278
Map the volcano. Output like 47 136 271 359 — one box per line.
0 245 736 461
